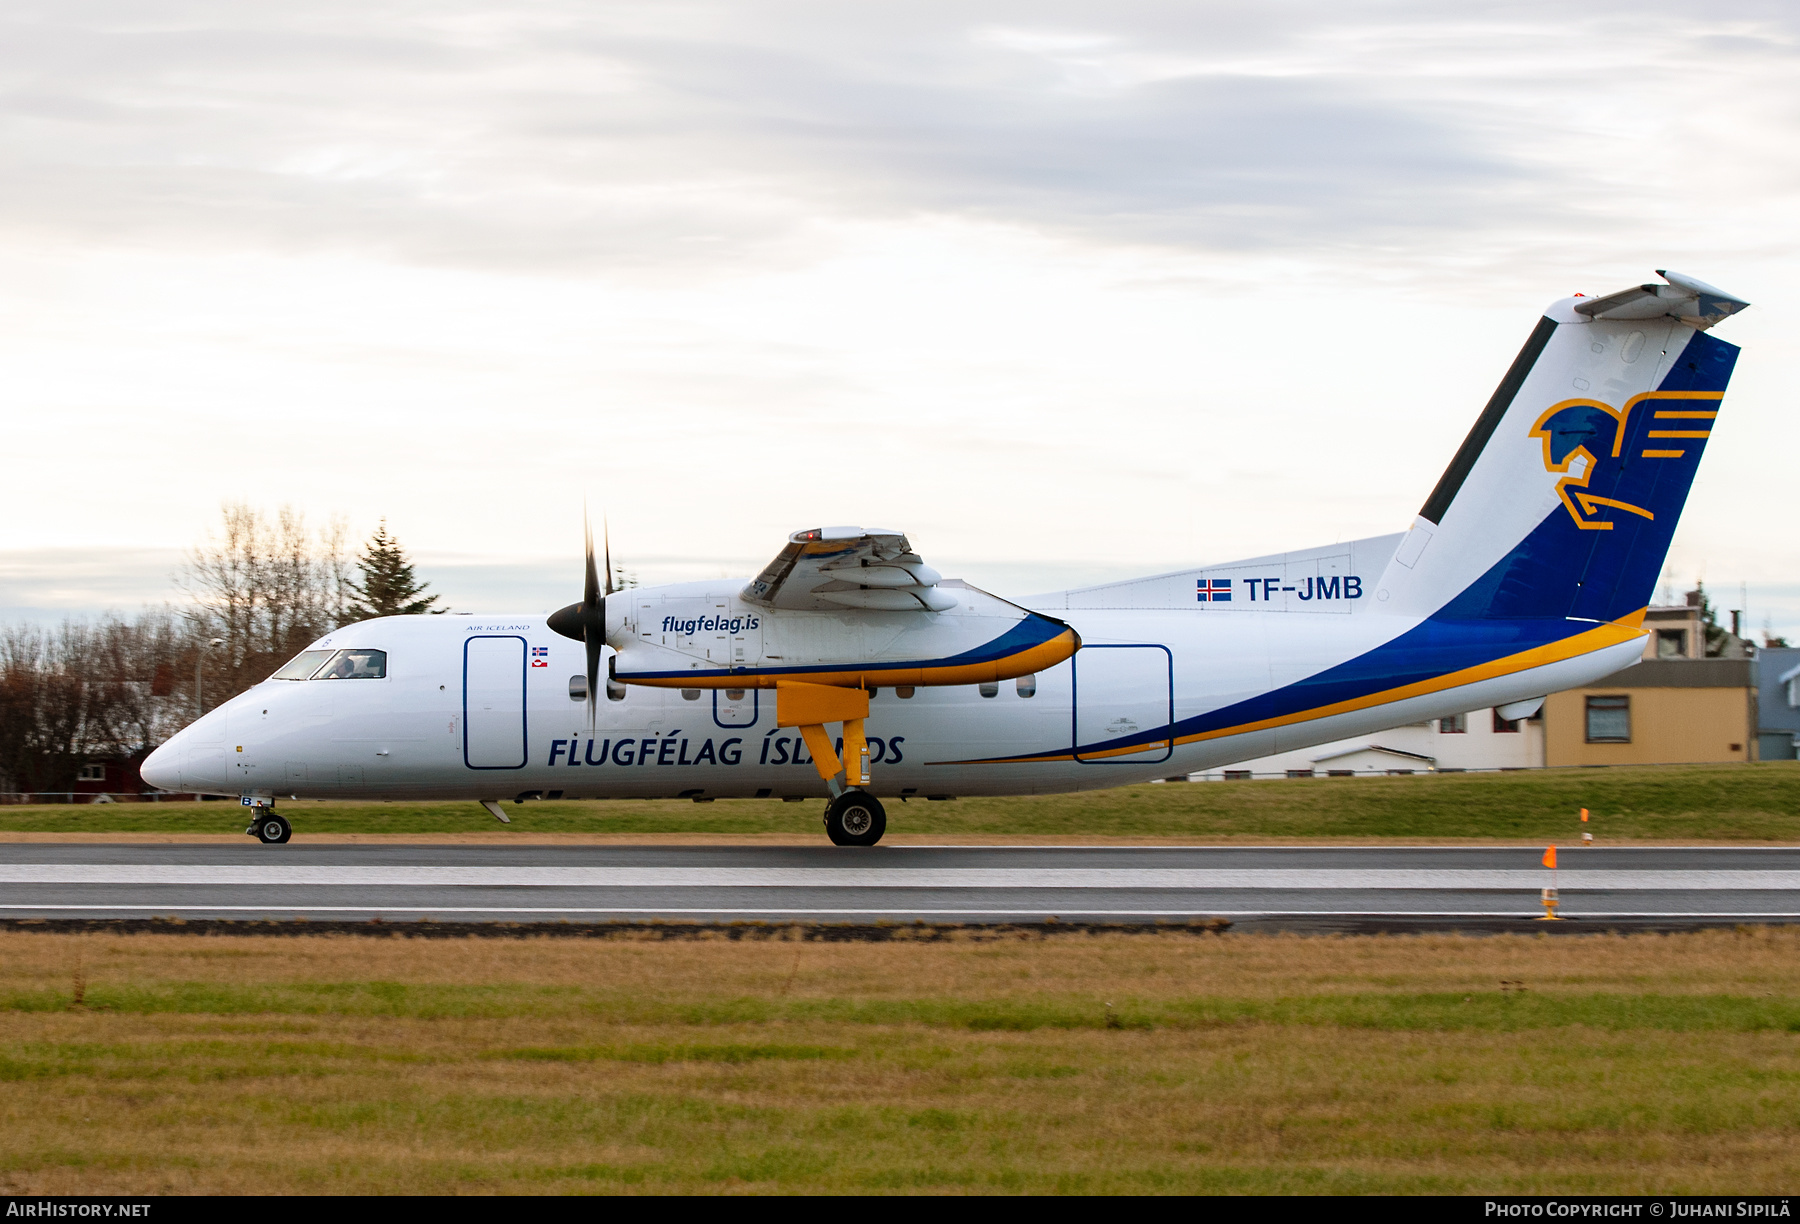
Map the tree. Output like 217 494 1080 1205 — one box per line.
1694 582 1730 657
178 502 351 703
347 521 440 619
0 614 189 798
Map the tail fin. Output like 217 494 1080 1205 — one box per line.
1375 271 1747 624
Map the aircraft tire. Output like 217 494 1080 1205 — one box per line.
253 814 292 845
824 791 885 847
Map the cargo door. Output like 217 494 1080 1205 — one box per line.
1073 644 1173 764
464 636 527 769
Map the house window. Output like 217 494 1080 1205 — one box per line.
1327 769 1354 777
1493 710 1521 733
1656 629 1687 658
1438 713 1466 734
77 763 106 782
1286 769 1314 778
1585 695 1631 743
1222 770 1252 781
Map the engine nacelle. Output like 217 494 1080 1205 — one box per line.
610 579 1078 689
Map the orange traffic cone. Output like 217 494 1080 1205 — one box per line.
1539 845 1561 919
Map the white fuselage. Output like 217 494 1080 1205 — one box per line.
145 597 1643 803
142 276 1748 812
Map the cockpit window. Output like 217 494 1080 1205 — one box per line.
317 648 387 680
271 650 334 681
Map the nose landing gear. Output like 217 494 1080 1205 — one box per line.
244 805 292 844
824 790 886 847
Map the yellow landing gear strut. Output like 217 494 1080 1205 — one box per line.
776 681 884 846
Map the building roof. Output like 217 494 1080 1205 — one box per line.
1585 658 1755 690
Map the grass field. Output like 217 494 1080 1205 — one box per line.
6 761 1799 841
2 927 1798 1193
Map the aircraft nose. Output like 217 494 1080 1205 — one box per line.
140 741 182 792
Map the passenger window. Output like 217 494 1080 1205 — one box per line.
978 682 999 698
1015 674 1036 699
271 649 334 681
569 675 588 702
606 678 627 702
681 688 701 701
895 686 915 699
317 648 387 680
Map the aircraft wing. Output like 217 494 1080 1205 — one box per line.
741 526 957 612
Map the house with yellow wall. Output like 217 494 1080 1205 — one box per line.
1542 658 1757 767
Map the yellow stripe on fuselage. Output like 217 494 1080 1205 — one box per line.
949 614 1647 766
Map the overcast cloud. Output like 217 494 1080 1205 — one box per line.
10 3 1796 267
2 2 1798 632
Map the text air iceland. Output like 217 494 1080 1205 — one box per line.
1198 577 1364 603
663 614 761 635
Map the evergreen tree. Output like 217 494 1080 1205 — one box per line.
347 521 441 618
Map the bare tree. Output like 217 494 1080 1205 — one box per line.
0 504 363 797
83 610 191 760
0 612 198 798
178 502 352 706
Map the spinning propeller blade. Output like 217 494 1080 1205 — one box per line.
547 508 608 726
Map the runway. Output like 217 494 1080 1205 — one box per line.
2 843 1799 930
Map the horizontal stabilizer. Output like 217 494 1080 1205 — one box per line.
1574 270 1748 330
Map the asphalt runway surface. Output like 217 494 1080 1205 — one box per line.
2 844 1799 931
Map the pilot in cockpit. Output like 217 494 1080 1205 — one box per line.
318 649 385 680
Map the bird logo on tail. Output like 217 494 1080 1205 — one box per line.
1530 389 1723 531
1529 400 1655 531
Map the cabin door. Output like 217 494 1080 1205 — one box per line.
464 635 527 769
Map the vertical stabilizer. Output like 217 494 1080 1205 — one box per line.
1373 271 1745 625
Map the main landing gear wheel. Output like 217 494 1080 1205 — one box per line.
824 790 886 847
251 814 292 845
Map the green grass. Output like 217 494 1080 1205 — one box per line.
5 928 1800 1193
9 760 1799 839
8 979 1800 1033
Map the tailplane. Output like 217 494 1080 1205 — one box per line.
1375 270 1747 624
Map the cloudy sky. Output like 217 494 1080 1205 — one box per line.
3 2 1798 633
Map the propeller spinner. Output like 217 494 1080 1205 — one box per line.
546 515 611 724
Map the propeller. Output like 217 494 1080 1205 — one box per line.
547 511 612 725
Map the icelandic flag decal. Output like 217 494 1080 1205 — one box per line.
1196 578 1232 603
530 646 550 668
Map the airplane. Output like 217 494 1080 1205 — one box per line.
141 270 1749 846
